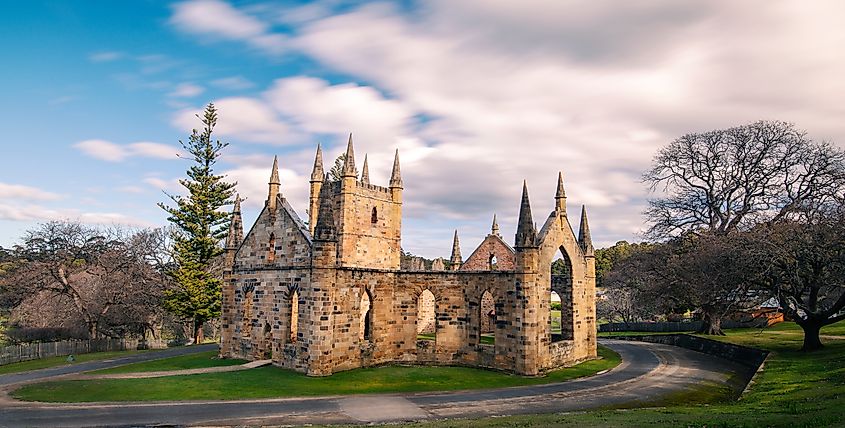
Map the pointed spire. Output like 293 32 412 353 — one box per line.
226 194 244 249
310 144 324 182
268 156 281 211
515 180 537 248
269 155 280 185
578 205 594 256
556 172 566 199
342 133 357 178
390 149 403 188
314 173 336 241
361 154 370 185
491 214 500 236
555 171 567 215
450 230 462 269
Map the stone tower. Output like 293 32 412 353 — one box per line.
321 135 403 269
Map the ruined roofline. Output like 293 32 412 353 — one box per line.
459 233 516 272
356 181 392 193
323 179 393 196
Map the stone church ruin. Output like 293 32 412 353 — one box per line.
220 136 597 376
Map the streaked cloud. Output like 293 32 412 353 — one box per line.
211 76 255 90
170 82 205 98
88 51 124 62
169 0 287 55
74 140 179 162
0 202 153 227
0 183 63 201
172 97 292 144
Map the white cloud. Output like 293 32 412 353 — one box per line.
170 83 205 98
74 140 179 162
0 183 63 201
211 76 255 90
74 139 128 162
129 142 180 160
172 98 291 144
169 0 287 55
118 186 146 194
264 76 415 158
164 0 845 256
142 177 182 193
0 203 153 227
89 51 124 62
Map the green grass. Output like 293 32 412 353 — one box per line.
90 351 245 374
419 333 494 345
0 350 150 375
378 320 845 428
11 345 620 402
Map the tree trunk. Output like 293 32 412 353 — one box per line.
87 322 99 340
194 319 204 345
698 311 725 335
799 321 823 351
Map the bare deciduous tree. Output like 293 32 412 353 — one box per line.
645 120 845 238
0 221 167 340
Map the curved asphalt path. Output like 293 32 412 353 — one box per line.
0 340 747 427
0 344 218 387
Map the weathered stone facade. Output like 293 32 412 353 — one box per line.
220 139 596 376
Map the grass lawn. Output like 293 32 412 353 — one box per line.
90 351 245 374
418 333 494 345
0 350 151 376
11 345 620 402
380 320 845 428
417 333 435 341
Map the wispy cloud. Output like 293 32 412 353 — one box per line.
74 140 180 162
0 183 63 201
169 0 287 55
88 51 124 62
172 98 292 144
170 82 205 98
160 0 845 256
0 202 153 227
142 176 183 193
211 76 255 90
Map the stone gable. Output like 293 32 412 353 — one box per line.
459 234 516 271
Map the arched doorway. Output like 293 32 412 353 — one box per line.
551 247 574 342
479 289 495 345
360 290 372 342
417 289 436 341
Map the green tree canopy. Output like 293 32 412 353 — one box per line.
158 103 236 344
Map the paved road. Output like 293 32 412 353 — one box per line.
0 340 747 427
0 344 218 386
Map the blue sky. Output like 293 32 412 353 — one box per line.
2 1 845 258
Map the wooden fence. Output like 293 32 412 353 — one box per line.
0 338 166 366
